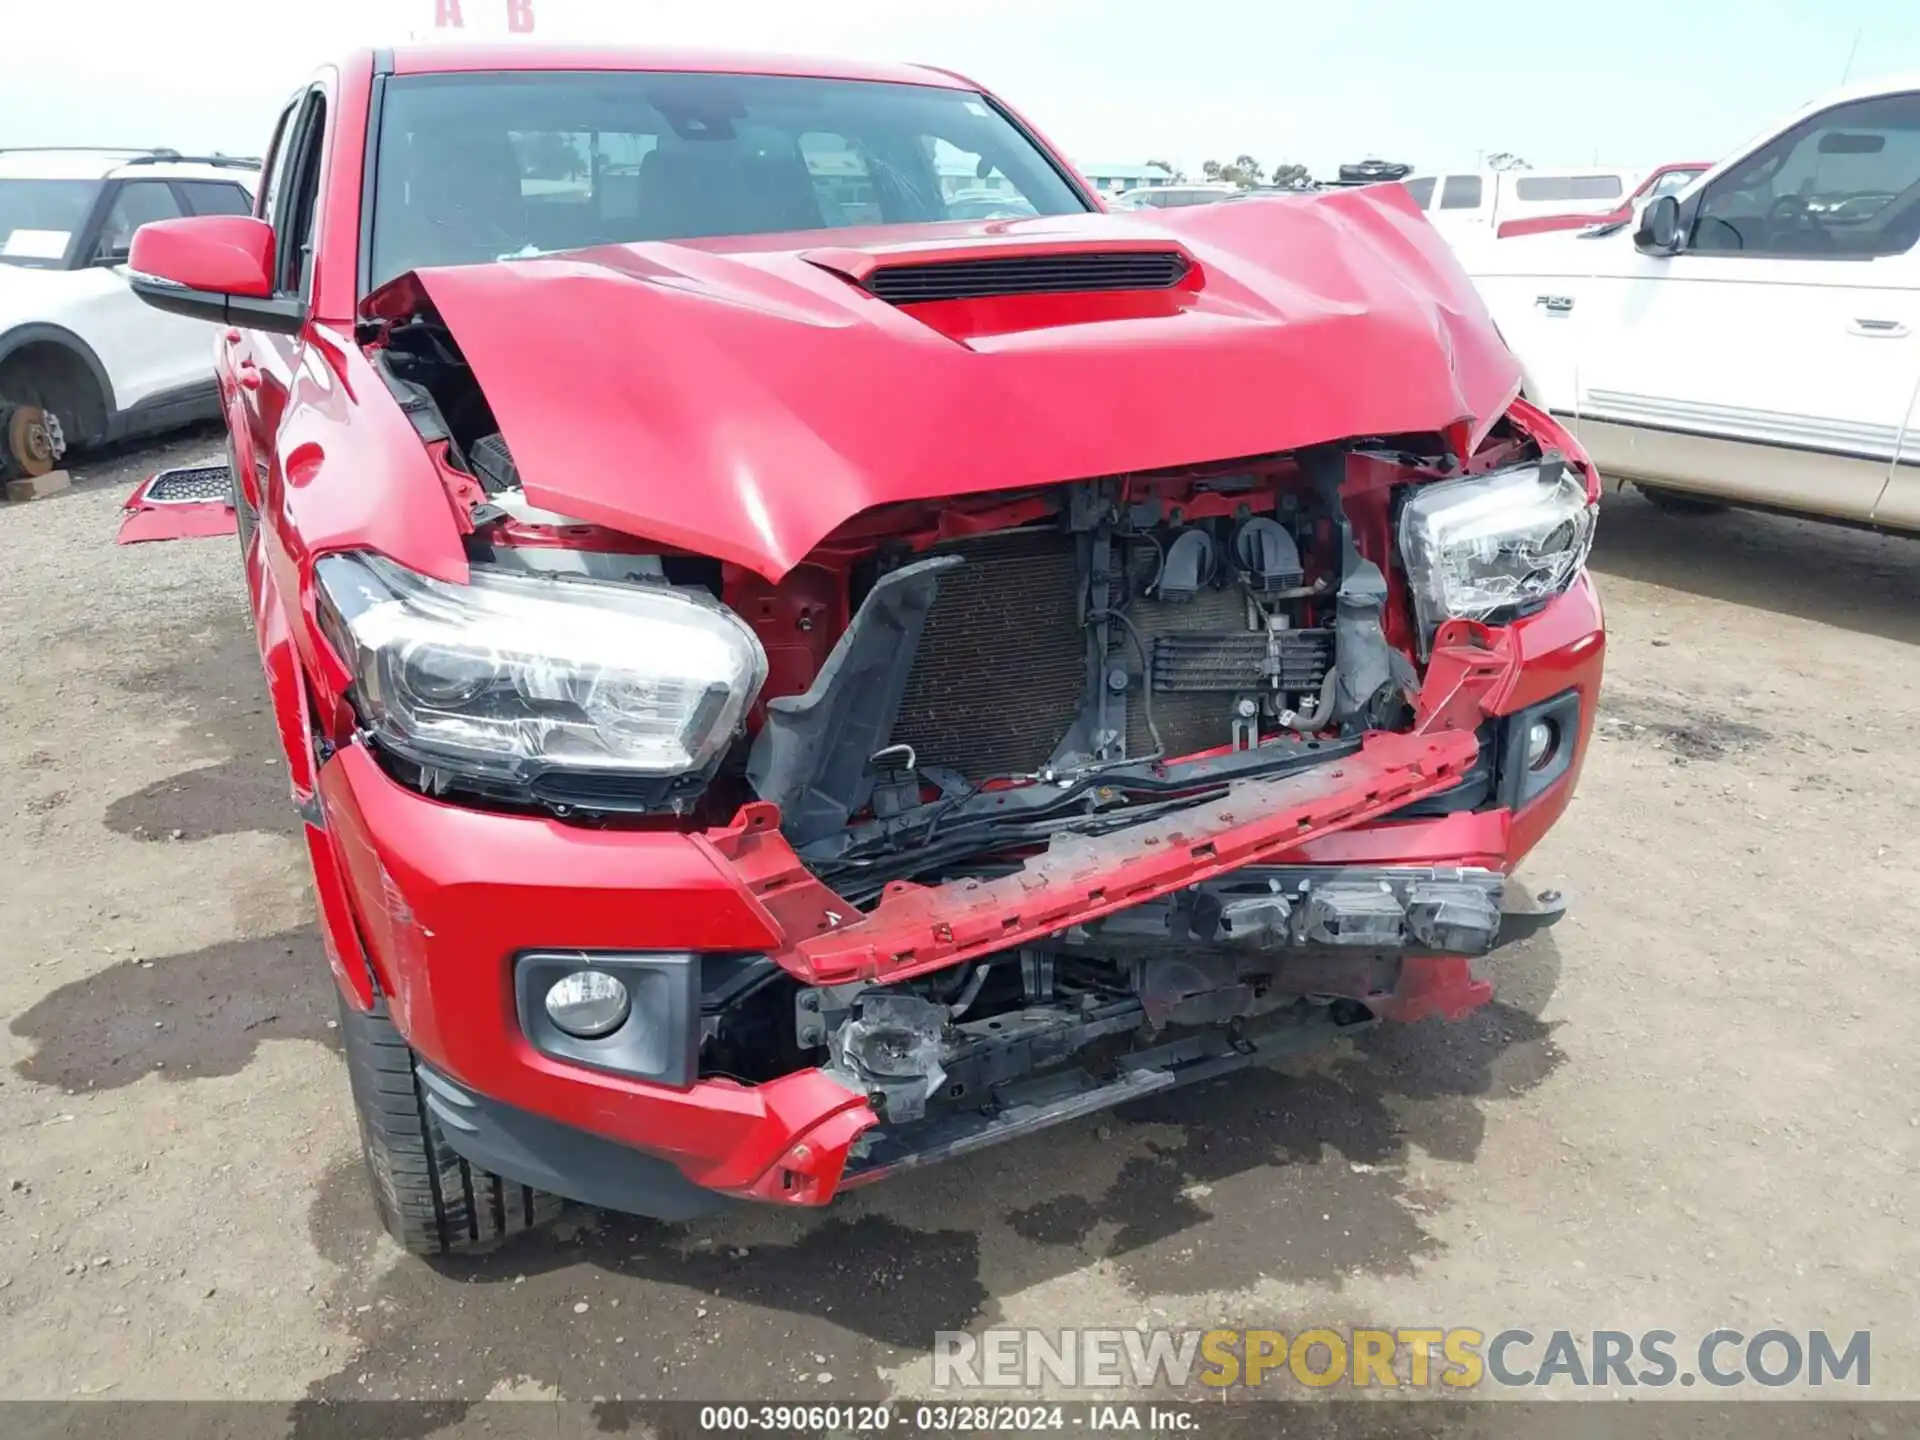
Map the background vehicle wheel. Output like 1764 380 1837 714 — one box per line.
338 993 563 1254
0 344 109 453
1635 483 1728 517
0 404 59 480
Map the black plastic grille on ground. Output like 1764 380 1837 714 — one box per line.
889 529 1088 780
866 251 1189 305
145 464 232 504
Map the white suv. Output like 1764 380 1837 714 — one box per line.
0 148 258 455
1465 76 1920 531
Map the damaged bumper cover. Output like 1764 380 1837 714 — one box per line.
403 872 1564 1218
316 586 1600 1213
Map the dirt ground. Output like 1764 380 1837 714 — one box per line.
2 430 1917 1420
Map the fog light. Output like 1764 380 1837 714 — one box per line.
543 971 630 1038
1525 719 1558 771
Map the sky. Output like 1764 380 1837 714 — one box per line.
5 0 1918 178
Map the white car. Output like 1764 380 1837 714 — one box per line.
1466 76 1920 531
0 148 258 457
1401 167 1639 245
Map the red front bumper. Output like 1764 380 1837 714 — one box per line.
312 577 1603 1207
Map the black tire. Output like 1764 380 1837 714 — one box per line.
338 993 563 1254
0 344 109 451
1635 483 1728 517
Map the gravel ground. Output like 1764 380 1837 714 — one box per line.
2 434 1917 1421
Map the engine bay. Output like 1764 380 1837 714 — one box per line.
355 294 1572 1138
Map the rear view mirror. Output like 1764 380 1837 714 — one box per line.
1634 193 1683 254
126 216 304 336
1817 131 1885 155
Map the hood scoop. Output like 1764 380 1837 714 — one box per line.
860 250 1192 306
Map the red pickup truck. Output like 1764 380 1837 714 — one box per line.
121 43 1602 1256
1497 161 1711 239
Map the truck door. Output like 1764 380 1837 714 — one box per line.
1576 89 1920 522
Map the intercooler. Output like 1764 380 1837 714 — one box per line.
887 529 1334 779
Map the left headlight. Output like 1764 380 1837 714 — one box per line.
1397 459 1595 652
314 552 767 788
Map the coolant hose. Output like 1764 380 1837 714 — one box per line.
1278 668 1339 733
948 963 992 1018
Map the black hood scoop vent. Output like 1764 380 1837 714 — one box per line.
865 250 1190 305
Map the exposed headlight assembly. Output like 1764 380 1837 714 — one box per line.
314 553 766 806
1397 458 1595 653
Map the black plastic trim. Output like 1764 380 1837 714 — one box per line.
121 153 261 171
128 276 306 336
415 1060 730 1221
1388 720 1501 818
848 1004 1357 1182
112 379 222 441
748 554 960 847
356 67 389 301
1496 687 1581 810
513 950 701 1088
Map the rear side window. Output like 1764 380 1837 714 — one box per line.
1512 174 1624 202
1402 176 1436 208
1439 175 1483 210
178 181 253 216
0 179 99 268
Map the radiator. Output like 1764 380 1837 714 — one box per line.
887 528 1334 779
889 530 1088 779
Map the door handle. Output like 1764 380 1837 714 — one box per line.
1536 295 1574 314
1848 318 1909 338
236 359 261 391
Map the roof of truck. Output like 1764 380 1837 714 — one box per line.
384 43 978 90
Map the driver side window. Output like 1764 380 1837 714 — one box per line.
1691 91 1920 258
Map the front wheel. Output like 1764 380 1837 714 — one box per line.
338 993 563 1254
1635 483 1728 517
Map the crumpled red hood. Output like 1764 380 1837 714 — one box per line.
403 186 1518 581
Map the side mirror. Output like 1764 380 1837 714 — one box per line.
1634 193 1683 254
127 216 304 336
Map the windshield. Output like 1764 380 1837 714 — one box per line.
0 179 100 268
368 71 1092 289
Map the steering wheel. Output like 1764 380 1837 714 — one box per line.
1765 193 1834 250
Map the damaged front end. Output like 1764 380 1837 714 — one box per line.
315 289 1596 1194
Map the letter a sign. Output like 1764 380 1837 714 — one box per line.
435 0 535 30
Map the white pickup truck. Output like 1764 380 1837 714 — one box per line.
1466 75 1920 531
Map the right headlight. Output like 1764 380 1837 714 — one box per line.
1397 458 1596 653
314 552 766 795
